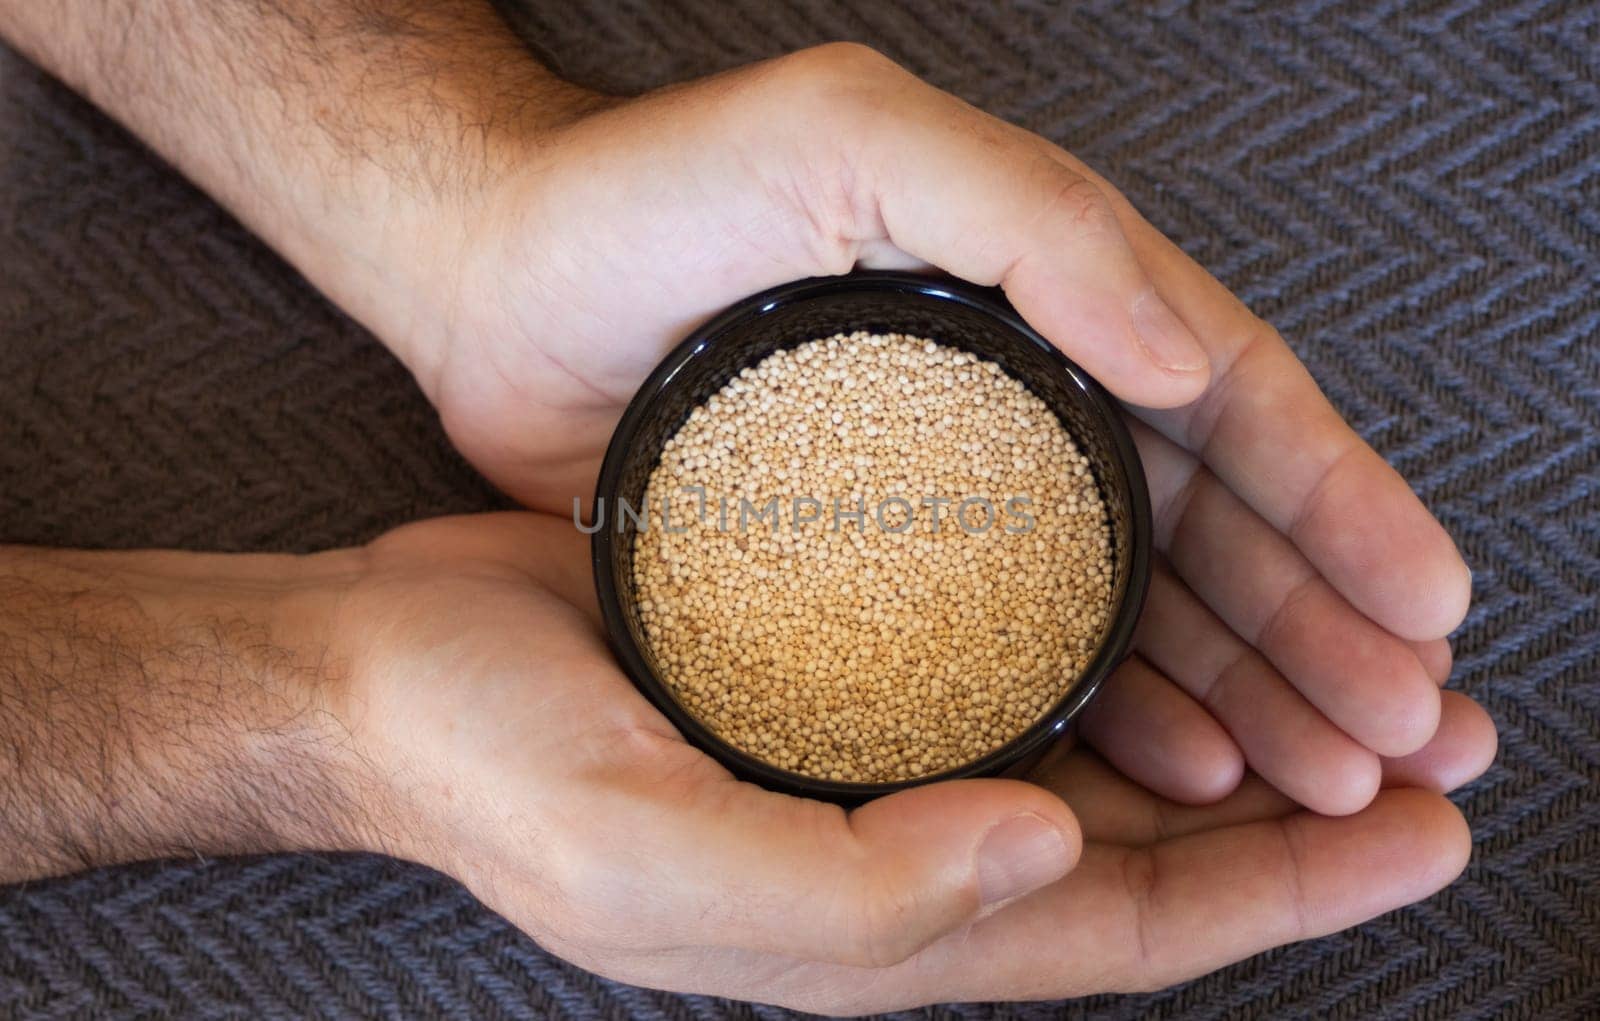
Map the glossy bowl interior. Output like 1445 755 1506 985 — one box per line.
593 271 1152 802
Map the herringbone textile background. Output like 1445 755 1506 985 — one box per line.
2 0 1596 1017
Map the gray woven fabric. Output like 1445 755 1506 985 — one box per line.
2 0 1596 1017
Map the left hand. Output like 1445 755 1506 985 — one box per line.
0 511 1494 1009
325 512 1490 1013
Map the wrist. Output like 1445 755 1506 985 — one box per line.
226 9 609 394
0 0 603 399
282 72 608 390
0 545 379 879
229 546 398 856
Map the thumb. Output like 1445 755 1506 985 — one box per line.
618 773 1081 968
829 50 1210 407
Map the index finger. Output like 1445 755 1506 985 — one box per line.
1058 158 1471 641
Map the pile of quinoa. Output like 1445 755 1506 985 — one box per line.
632 331 1114 783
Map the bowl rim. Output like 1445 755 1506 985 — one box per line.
592 270 1152 802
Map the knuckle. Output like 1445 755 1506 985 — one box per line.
766 42 915 119
1039 169 1118 237
786 41 906 83
831 877 944 968
1185 321 1278 455
1116 848 1163 987
530 730 725 959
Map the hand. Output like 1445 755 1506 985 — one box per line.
0 7 1497 1006
0 513 1492 1006
332 512 1489 1012
3 3 1488 817
379 44 1486 814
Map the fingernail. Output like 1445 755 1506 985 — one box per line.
1132 290 1208 373
976 813 1071 907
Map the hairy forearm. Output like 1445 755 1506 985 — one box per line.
0 0 593 361
0 545 364 882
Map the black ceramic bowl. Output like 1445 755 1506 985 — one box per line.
593 271 1151 802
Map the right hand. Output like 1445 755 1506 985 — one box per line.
326 512 1492 1013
